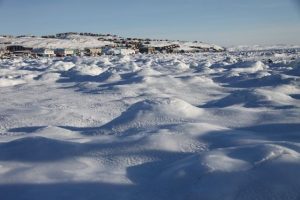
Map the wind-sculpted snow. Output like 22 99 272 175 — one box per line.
0 51 300 200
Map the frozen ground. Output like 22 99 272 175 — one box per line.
0 49 300 200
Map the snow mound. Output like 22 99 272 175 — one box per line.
118 61 141 72
0 136 81 162
136 67 162 77
0 78 26 87
227 61 268 74
174 60 190 70
142 128 205 153
37 72 61 82
68 65 103 76
97 68 122 83
32 126 84 141
100 97 204 134
157 144 300 200
203 89 296 108
286 61 300 76
48 61 75 72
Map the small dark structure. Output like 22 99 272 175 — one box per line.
54 48 75 57
6 45 33 57
139 46 156 54
33 48 55 57
7 45 31 52
84 48 102 56
159 44 180 53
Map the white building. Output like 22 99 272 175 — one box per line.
104 47 135 56
120 48 135 55
33 48 55 57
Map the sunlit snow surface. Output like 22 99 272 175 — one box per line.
0 50 300 200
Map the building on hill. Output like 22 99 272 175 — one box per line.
158 44 181 53
84 48 102 56
54 48 75 57
139 46 156 54
73 49 85 56
7 45 30 52
0 35 13 38
0 47 9 58
104 47 135 56
173 48 199 54
33 48 55 57
6 45 33 57
126 41 141 51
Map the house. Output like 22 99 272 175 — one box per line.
103 47 135 56
54 48 74 57
73 49 85 56
84 48 102 56
6 45 33 57
126 41 141 50
159 44 181 53
139 46 156 54
0 47 8 58
119 48 135 55
7 45 26 52
33 48 55 57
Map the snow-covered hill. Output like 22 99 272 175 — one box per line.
0 33 225 52
0 49 299 200
0 35 113 49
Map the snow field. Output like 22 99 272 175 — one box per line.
0 50 299 199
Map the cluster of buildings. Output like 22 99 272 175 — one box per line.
0 44 192 59
0 43 224 60
0 32 225 59
0 45 112 59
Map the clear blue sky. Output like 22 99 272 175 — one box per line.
0 0 299 46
